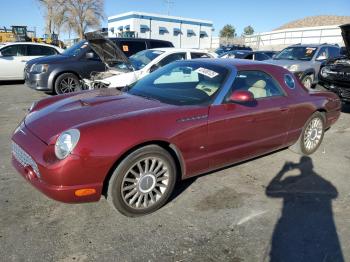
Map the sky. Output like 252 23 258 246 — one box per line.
0 0 349 39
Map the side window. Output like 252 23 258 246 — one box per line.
254 53 269 61
118 41 146 57
328 47 340 58
28 45 57 56
229 70 284 99
191 52 211 59
1 45 26 56
40 46 58 55
149 41 172 49
158 52 186 67
245 54 253 60
316 47 329 61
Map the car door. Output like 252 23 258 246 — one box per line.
0 44 27 80
207 70 293 170
76 48 106 78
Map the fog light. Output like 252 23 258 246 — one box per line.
74 188 96 197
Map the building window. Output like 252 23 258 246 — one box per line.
187 29 196 37
124 25 130 31
159 27 169 35
118 26 123 31
140 24 149 33
173 28 182 36
200 31 208 38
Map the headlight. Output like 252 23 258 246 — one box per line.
320 67 329 78
55 129 80 160
289 65 299 72
31 64 49 73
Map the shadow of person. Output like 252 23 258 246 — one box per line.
266 156 344 262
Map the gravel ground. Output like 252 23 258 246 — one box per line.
0 83 349 262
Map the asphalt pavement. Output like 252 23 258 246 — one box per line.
0 83 349 262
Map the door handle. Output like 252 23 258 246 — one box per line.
280 107 289 112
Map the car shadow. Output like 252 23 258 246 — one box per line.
266 156 344 262
0 80 25 85
341 103 350 113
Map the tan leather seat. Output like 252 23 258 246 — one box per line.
248 80 267 98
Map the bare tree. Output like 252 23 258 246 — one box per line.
65 0 105 39
37 0 55 34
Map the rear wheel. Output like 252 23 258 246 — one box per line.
107 145 177 216
54 73 81 94
289 112 325 155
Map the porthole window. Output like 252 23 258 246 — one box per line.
284 74 295 89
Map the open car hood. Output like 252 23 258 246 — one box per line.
85 32 133 70
340 24 350 57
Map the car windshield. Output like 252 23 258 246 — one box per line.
274 46 317 61
128 61 228 105
62 40 89 57
129 49 164 70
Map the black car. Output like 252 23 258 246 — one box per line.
24 38 173 94
215 44 252 55
219 50 276 61
319 24 350 103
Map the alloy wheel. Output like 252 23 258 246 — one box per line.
59 77 80 93
121 157 170 209
303 117 323 152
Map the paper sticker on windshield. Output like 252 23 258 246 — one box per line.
122 45 129 52
195 67 219 78
305 47 316 55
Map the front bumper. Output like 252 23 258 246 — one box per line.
320 81 350 102
24 70 51 91
11 124 103 203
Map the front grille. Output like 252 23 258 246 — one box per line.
12 142 40 178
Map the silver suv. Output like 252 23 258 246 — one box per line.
267 44 340 88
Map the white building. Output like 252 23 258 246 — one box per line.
107 11 214 49
244 25 345 51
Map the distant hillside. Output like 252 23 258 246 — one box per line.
276 15 350 30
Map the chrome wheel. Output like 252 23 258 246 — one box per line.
302 76 313 89
303 117 323 152
121 157 170 209
59 77 80 93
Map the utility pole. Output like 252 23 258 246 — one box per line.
164 0 174 15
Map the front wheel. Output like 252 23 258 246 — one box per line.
301 74 314 89
289 112 325 155
107 145 177 216
54 73 81 94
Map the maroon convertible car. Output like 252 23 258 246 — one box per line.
11 59 341 216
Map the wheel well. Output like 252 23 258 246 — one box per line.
101 141 183 197
52 71 82 92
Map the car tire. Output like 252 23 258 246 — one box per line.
54 73 81 94
301 74 314 89
289 112 325 155
107 145 177 217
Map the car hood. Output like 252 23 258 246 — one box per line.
340 24 350 57
85 32 132 70
25 89 169 144
26 54 74 66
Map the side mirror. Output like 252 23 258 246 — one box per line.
228 90 255 103
149 64 160 73
85 52 94 59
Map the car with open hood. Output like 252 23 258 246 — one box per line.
319 24 350 103
24 33 173 94
83 34 216 90
266 43 340 89
11 59 341 216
